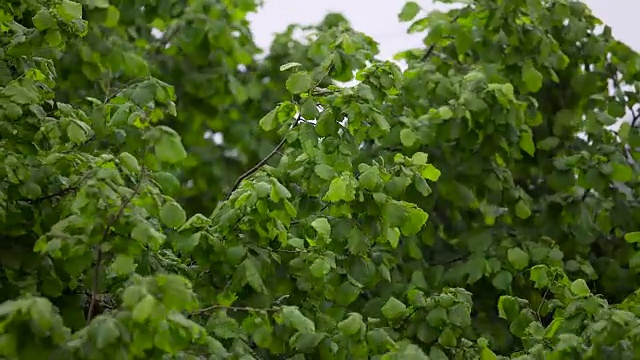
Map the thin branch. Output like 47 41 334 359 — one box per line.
420 14 460 62
29 170 94 204
225 115 302 200
191 304 280 315
87 172 146 324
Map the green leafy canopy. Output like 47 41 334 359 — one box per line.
2 0 640 359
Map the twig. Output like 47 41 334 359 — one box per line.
191 304 280 315
87 172 146 324
29 170 95 204
224 115 302 200
420 14 460 61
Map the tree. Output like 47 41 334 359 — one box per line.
2 0 640 358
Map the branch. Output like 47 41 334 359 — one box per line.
29 170 94 204
225 115 302 200
87 172 146 324
420 14 460 62
192 304 280 315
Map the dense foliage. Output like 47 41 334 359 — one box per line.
3 0 640 358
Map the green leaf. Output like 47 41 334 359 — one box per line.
610 163 634 182
514 200 532 219
132 295 157 322
529 265 549 288
67 121 88 144
311 218 331 238
522 64 543 92
286 72 312 94
519 131 535 156
95 317 120 349
259 109 278 131
110 255 137 276
570 279 590 297
400 128 418 147
507 247 530 270
155 133 187 163
160 201 187 228
492 270 513 290
281 306 315 332
438 327 457 348
57 0 83 22
32 10 56 30
400 205 429 236
381 297 407 319
323 176 353 202
399 1 420 22
242 257 267 293
280 62 303 71
448 303 471 327
421 164 441 181
314 164 336 180
118 152 140 173
625 232 640 244
427 306 449 327
310 257 331 277
337 313 364 336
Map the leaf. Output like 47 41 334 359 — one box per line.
448 303 471 327
570 279 590 297
311 218 331 238
507 247 530 270
310 257 331 277
625 232 640 244
421 164 441 181
492 270 513 290
400 128 418 147
323 177 353 202
437 328 457 348
57 0 83 22
522 64 543 92
514 200 532 219
529 265 549 288
427 306 449 327
280 62 303 71
400 205 429 236
67 121 88 144
242 257 267 293
132 295 157 323
259 109 277 131
381 297 407 319
95 317 120 349
111 255 137 276
286 72 312 94
281 306 315 332
519 131 535 156
155 133 187 163
32 10 56 30
160 201 187 228
314 164 336 180
399 1 420 22
337 313 363 336
118 152 140 173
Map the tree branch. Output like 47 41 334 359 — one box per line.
87 172 146 324
420 15 460 62
225 115 302 200
192 304 280 315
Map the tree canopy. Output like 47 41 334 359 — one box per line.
3 0 640 358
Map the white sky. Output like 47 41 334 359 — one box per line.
249 0 639 59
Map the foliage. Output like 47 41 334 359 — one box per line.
2 0 640 358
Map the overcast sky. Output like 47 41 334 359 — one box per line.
248 0 639 59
